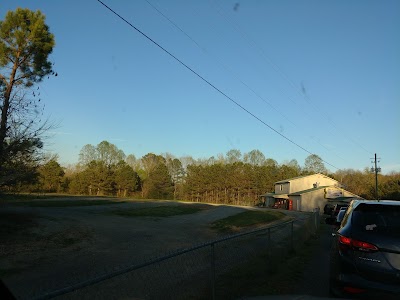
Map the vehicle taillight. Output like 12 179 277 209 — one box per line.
339 235 352 246
339 235 378 251
352 239 378 251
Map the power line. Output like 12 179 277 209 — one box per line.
211 0 373 156
143 0 347 164
208 0 352 160
143 0 297 128
143 0 350 166
96 0 339 170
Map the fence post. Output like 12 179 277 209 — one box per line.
210 243 215 300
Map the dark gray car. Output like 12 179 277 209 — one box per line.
329 200 400 299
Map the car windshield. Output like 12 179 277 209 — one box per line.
352 204 400 233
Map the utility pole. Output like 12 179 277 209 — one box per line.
370 153 381 199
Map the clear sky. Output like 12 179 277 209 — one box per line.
2 0 399 173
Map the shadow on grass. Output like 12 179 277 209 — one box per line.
108 204 208 218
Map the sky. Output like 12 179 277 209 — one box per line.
2 0 399 174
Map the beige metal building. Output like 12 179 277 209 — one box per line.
261 173 362 213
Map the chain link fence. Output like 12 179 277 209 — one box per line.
34 210 320 300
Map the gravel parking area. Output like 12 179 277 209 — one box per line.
0 198 310 299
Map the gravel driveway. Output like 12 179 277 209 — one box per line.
1 198 311 299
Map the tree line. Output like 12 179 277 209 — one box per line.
3 140 399 204
1 9 399 204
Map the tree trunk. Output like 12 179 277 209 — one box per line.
0 60 19 158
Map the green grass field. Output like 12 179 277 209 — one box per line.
211 210 285 232
7 199 125 207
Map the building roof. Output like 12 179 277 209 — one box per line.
274 173 339 185
263 186 330 197
259 192 289 199
262 192 275 196
261 188 363 200
326 197 356 202
289 186 329 196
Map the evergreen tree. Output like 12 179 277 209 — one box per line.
143 163 173 199
38 159 64 192
0 8 55 186
114 161 140 197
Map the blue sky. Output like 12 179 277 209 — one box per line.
2 0 399 173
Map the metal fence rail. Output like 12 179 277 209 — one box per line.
35 210 320 300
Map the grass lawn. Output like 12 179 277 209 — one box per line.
211 210 286 232
215 223 329 299
4 199 125 207
1 193 74 201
